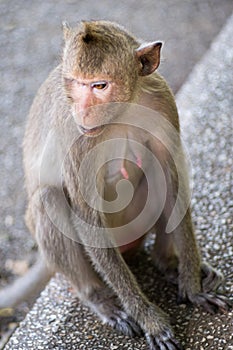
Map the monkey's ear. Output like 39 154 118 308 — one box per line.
136 41 162 76
62 21 72 40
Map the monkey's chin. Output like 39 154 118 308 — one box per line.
78 125 105 137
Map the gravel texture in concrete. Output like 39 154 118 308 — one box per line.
4 8 233 350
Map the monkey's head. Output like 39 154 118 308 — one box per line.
62 20 162 136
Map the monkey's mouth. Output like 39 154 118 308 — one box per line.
79 125 105 136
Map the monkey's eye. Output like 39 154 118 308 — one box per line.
91 81 108 90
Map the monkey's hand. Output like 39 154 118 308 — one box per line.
145 329 183 350
86 287 142 337
178 262 232 314
137 303 183 350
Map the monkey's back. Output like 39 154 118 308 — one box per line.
23 65 70 197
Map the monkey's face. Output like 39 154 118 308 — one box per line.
64 75 133 137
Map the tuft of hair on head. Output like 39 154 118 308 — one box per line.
82 33 93 44
79 22 92 43
78 21 100 45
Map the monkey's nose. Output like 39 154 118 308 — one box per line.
76 110 92 127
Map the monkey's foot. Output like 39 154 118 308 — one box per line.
145 328 183 350
158 261 224 290
201 262 224 293
190 293 232 314
178 290 232 314
87 288 142 337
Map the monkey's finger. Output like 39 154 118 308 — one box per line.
108 311 143 337
118 315 143 337
125 317 143 337
145 329 183 350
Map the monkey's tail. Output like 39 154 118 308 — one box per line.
0 258 52 309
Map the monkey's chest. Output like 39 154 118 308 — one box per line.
99 140 164 253
103 156 147 216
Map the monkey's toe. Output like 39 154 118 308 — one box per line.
201 262 224 293
145 329 183 350
191 292 232 314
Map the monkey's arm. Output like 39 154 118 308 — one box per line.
0 258 51 309
73 223 182 349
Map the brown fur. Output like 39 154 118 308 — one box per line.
0 21 230 350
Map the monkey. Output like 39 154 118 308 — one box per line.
0 20 231 350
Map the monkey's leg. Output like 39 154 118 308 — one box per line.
33 186 142 337
152 214 179 284
0 258 51 309
152 225 224 292
174 210 232 313
157 150 232 313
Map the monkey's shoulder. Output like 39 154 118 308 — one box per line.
139 73 180 130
